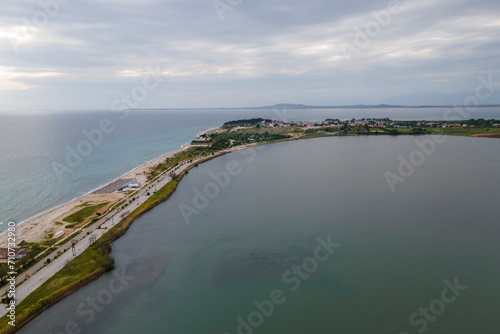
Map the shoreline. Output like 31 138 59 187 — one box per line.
4 123 499 244
1 122 499 332
3 123 235 243
0 138 256 333
0 142 195 244
0 151 224 333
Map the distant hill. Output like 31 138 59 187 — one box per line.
252 103 500 110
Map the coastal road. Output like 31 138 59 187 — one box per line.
0 154 210 317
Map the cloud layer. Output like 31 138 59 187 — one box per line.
1 0 499 109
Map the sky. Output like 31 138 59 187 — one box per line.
1 0 500 110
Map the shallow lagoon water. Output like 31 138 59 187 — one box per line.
20 135 500 334
2 107 500 229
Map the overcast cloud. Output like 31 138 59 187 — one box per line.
1 0 499 109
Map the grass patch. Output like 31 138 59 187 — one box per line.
62 202 108 224
56 231 82 246
148 146 216 180
0 241 113 333
0 176 190 333
83 218 101 229
109 199 126 213
236 126 292 135
0 139 294 332
427 126 500 137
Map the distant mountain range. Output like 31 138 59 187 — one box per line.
247 103 500 110
131 103 500 111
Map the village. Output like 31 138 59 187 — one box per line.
191 118 500 144
255 118 500 130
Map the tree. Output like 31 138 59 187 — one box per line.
210 137 230 150
411 128 426 134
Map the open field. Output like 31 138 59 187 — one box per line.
235 126 294 135
63 202 109 226
0 241 112 333
428 126 500 136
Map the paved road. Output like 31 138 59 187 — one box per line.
0 155 208 317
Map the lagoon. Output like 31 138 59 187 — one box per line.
19 135 500 334
2 107 500 231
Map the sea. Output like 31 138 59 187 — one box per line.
1 107 499 234
17 133 500 334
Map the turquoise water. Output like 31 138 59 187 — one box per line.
19 135 500 334
1 108 500 232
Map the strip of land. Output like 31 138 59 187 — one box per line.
0 117 498 332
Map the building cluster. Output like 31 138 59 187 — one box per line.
221 118 499 135
273 119 500 130
118 179 141 191
0 248 29 262
260 118 392 130
416 122 464 128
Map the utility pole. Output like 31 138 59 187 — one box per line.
71 240 76 256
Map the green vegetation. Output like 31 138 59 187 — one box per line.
63 202 109 224
195 128 292 151
411 128 427 134
56 231 82 246
83 217 101 229
148 146 217 180
219 117 500 139
0 171 198 333
209 131 290 147
427 126 500 137
109 199 126 212
1 117 498 332
0 243 55 289
223 118 271 127
0 241 113 333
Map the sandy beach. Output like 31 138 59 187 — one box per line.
0 123 266 246
0 142 205 245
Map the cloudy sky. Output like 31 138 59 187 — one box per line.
1 0 499 110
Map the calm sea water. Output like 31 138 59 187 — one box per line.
1 107 499 233
19 135 500 334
